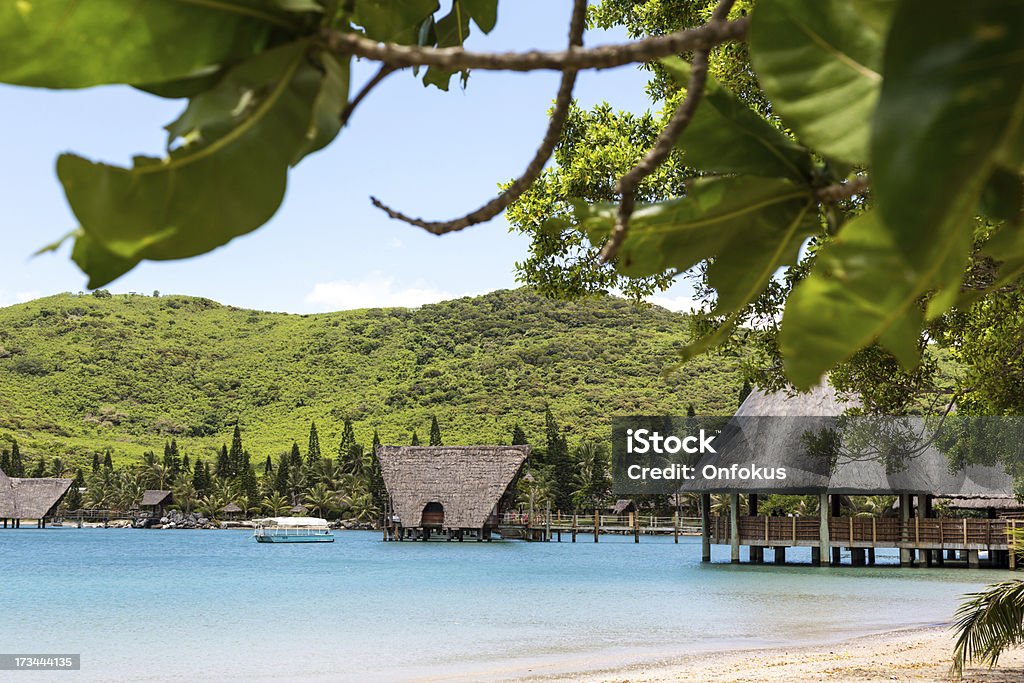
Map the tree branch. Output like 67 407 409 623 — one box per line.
815 175 869 203
340 64 396 128
370 0 589 235
322 16 747 73
600 0 736 262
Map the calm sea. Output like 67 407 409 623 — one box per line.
0 529 1012 682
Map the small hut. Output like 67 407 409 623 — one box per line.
140 490 173 518
289 504 307 516
377 445 530 541
610 499 637 515
0 467 73 528
221 502 244 520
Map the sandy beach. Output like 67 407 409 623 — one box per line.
519 626 1024 683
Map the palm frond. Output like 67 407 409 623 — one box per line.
951 579 1024 677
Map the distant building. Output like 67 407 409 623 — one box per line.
377 445 529 541
0 467 72 528
140 490 174 518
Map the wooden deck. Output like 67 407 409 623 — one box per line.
711 515 1016 551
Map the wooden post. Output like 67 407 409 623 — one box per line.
572 514 577 543
749 494 762 563
818 493 830 567
673 511 679 544
730 493 740 563
900 493 913 567
545 501 551 542
830 495 841 565
634 510 640 544
773 546 786 564
594 508 599 543
1011 521 1017 571
968 549 980 569
701 494 711 562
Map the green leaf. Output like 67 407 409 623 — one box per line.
463 0 498 33
661 57 814 181
780 210 972 390
352 0 439 44
295 52 351 162
0 0 287 88
71 234 140 290
57 40 332 280
580 176 815 278
750 0 893 165
423 1 472 90
980 167 1024 226
872 1 1024 266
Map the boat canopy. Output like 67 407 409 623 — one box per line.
258 517 330 527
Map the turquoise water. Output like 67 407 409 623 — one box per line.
0 529 1013 682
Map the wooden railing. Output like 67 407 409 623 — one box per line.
499 512 703 534
711 515 1016 550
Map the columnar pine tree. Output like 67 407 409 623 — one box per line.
0 449 9 474
306 421 321 466
429 416 442 446
686 404 697 417
192 458 210 496
10 440 25 476
371 429 381 453
181 454 191 474
215 444 230 479
275 454 291 496
511 424 528 446
31 455 46 478
91 452 100 473
264 455 273 476
288 442 302 471
241 455 259 510
411 431 420 446
738 380 753 407
544 408 572 511
102 449 113 471
229 425 244 477
65 468 85 511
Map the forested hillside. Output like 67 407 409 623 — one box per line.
0 288 745 470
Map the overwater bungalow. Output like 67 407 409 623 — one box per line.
0 466 73 528
377 445 530 541
681 385 1020 569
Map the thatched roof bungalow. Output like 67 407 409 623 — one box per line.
377 445 529 537
0 467 72 526
140 489 173 517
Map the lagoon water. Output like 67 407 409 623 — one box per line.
0 529 1013 682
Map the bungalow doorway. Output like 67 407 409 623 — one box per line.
421 502 444 528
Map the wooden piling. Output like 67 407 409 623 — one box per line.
594 508 599 543
701 494 711 562
730 493 740 563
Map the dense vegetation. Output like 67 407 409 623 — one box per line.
0 288 745 474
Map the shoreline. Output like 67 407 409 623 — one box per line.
507 625 1024 683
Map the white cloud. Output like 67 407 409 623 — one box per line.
647 294 704 313
305 272 472 311
0 290 42 308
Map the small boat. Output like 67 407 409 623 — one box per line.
254 517 334 543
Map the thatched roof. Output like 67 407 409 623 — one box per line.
611 499 636 514
290 504 307 514
679 384 1015 497
377 445 530 529
0 467 72 519
936 495 1024 511
141 490 173 507
221 502 243 513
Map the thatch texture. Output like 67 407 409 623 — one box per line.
221 502 243 513
141 490 173 507
611 499 636 514
0 467 72 519
377 445 529 529
937 495 1024 511
679 384 1015 497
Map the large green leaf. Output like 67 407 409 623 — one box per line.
872 1 1024 266
70 235 140 291
580 176 814 277
661 57 814 182
463 0 498 33
352 0 439 44
58 41 341 285
0 0 289 88
780 210 972 389
750 0 893 165
423 1 472 90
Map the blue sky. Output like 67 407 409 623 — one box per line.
0 2 697 314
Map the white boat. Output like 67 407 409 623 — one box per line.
253 517 334 543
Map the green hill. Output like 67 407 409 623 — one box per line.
0 288 744 470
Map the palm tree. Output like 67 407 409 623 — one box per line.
952 527 1024 676
171 480 198 514
952 580 1024 676
262 492 291 516
303 483 337 518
